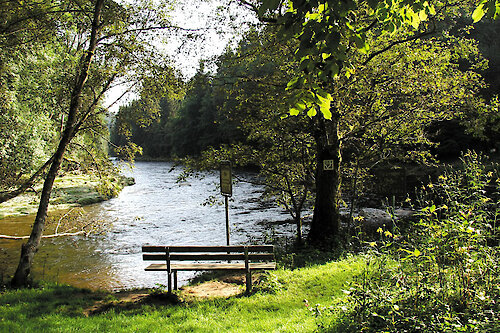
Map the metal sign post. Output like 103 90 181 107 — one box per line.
220 161 232 246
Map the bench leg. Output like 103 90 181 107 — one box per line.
245 270 252 294
173 271 178 290
244 246 252 294
168 272 172 294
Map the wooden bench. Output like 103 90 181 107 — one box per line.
142 245 276 294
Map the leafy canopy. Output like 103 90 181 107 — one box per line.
257 0 499 118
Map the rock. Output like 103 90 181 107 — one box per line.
353 208 415 232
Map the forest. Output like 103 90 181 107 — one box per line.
1 0 500 332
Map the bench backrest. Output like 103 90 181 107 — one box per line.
142 245 275 262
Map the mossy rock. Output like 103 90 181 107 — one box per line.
77 195 104 206
121 176 135 186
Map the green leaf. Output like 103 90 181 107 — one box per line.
307 108 317 118
418 10 427 21
316 90 332 101
426 2 436 15
296 101 306 112
287 76 306 91
328 61 339 76
287 76 300 90
410 12 421 29
472 3 486 22
289 100 307 116
353 34 369 54
320 102 332 119
326 31 341 49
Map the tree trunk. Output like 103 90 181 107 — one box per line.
11 140 70 287
308 113 342 247
10 0 104 288
295 211 303 245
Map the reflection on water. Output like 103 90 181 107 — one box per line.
0 162 301 290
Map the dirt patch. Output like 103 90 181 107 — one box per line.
83 273 261 315
180 272 264 299
181 281 243 299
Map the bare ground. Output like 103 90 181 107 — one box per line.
83 272 256 316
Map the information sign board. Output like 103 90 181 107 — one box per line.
220 161 232 196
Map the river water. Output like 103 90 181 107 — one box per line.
0 162 302 290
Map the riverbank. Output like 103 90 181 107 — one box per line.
0 173 134 219
1 244 498 332
0 256 366 332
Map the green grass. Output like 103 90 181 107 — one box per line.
0 257 365 332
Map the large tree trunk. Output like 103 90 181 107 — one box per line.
11 137 71 287
308 113 342 247
10 0 104 288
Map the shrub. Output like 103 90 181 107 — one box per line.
321 151 500 332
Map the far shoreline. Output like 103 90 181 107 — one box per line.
0 172 135 220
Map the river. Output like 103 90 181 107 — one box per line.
0 162 302 290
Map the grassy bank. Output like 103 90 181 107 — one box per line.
0 173 134 219
0 257 365 332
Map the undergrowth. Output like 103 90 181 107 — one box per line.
318 151 500 332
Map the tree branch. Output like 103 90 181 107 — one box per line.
97 24 203 43
0 154 55 204
0 231 85 240
363 26 436 66
238 0 278 23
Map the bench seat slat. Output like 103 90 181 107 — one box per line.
142 245 274 253
145 262 276 271
142 244 276 294
143 253 275 261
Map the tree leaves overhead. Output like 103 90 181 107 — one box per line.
473 0 500 22
1 0 185 198
257 0 498 119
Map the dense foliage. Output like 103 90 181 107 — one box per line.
1 0 188 287
111 70 240 159
2 3 499 332
0 6 113 197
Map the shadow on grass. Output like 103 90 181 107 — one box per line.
0 285 103 319
0 284 183 325
84 291 181 316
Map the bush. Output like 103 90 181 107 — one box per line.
321 151 500 332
